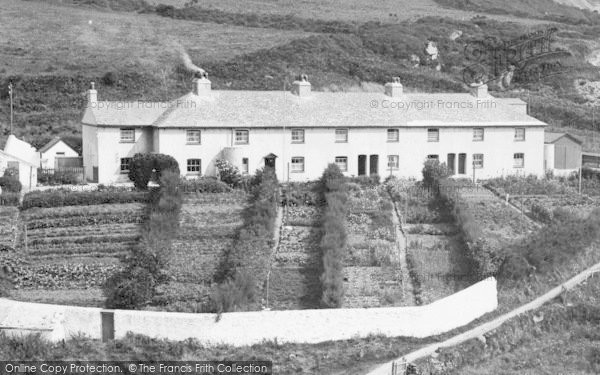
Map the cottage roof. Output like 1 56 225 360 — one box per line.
82 90 546 128
3 135 39 166
0 149 38 167
38 137 78 154
544 132 583 145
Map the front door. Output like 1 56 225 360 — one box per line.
264 153 277 169
369 155 379 176
447 153 456 175
458 153 466 174
358 155 367 176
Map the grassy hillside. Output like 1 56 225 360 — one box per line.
2 0 600 151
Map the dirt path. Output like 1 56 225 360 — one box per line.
389 197 416 306
264 204 284 309
365 260 600 375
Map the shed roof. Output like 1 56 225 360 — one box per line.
544 132 583 145
82 90 547 129
38 137 78 154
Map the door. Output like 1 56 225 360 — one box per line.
369 155 379 176
92 167 99 183
458 153 466 174
264 153 277 169
358 155 367 176
447 153 456 175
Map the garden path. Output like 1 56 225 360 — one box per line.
389 198 416 306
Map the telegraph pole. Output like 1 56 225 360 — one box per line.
8 82 14 134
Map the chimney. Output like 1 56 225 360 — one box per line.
87 82 97 104
470 82 489 98
291 74 311 96
193 71 211 96
385 77 403 97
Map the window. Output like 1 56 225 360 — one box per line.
427 128 439 142
291 129 305 143
242 158 249 174
473 128 484 141
120 128 135 143
186 129 201 144
335 129 348 143
513 153 524 168
427 154 439 160
120 158 132 174
291 157 305 173
514 128 526 141
387 129 399 142
187 159 201 174
335 156 348 172
473 153 484 169
235 130 249 144
56 152 65 156
388 155 399 169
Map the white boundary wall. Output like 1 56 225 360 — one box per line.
0 278 497 345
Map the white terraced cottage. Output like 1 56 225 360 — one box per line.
81 74 546 183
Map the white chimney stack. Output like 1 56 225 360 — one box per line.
470 82 489 98
291 74 311 96
193 71 211 96
385 77 403 97
87 82 97 104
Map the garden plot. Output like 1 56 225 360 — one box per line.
165 193 247 307
268 224 322 310
388 180 472 304
8 203 144 306
343 186 407 308
510 194 600 221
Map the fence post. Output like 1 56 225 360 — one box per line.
101 310 115 342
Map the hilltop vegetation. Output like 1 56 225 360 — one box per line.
2 0 600 151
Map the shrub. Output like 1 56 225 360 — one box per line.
318 164 348 308
0 176 22 193
209 271 256 313
530 202 553 224
215 159 242 187
0 193 20 206
128 153 180 190
422 159 449 189
180 177 232 193
104 171 182 309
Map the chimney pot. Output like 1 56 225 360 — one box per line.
385 77 403 97
291 74 311 96
193 76 211 96
87 81 97 104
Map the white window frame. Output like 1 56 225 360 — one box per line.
291 129 305 144
335 156 348 172
473 153 484 169
514 128 526 141
120 157 132 174
387 155 399 169
241 158 249 174
387 129 399 142
513 153 525 168
427 128 439 142
291 157 305 173
187 158 201 174
335 128 348 143
473 128 484 142
186 129 201 144
235 129 249 145
120 128 135 143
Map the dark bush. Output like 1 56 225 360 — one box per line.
209 271 256 313
0 176 22 193
422 159 450 189
128 153 180 190
0 193 20 206
215 159 242 187
101 71 117 86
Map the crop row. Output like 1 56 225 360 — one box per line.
26 222 139 237
183 192 247 206
25 212 144 230
14 262 121 289
21 203 144 220
27 233 141 247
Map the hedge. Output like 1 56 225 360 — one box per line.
318 164 348 308
22 189 148 209
211 167 279 312
180 177 232 193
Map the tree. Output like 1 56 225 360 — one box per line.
128 153 180 190
422 158 450 189
215 159 242 187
